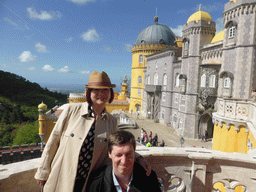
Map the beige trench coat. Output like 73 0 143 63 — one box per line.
34 102 117 192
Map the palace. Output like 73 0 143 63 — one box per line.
129 0 256 155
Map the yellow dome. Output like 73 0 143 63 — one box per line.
187 11 212 24
230 0 236 3
38 102 47 110
211 30 224 43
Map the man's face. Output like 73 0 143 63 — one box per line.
108 143 135 178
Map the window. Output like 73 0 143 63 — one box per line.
175 74 180 87
173 114 177 123
179 119 183 129
147 75 151 84
138 89 141 96
154 73 158 85
139 55 143 63
209 75 216 88
138 76 142 85
162 92 166 101
181 95 185 105
224 77 231 88
201 74 206 87
161 109 165 119
229 26 235 38
155 62 158 70
175 93 179 103
163 74 167 86
184 42 188 50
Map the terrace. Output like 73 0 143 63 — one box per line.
1 145 256 192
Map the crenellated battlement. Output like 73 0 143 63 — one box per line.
224 1 256 24
183 26 216 36
131 44 171 53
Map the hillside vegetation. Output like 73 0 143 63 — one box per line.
0 70 68 147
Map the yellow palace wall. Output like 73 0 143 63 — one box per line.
129 44 170 113
212 123 256 154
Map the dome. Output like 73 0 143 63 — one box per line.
38 102 47 110
134 17 176 46
211 30 224 43
187 10 212 24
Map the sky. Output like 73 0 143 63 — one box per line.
0 0 229 91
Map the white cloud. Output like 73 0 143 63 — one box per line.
68 0 97 5
35 42 50 53
58 66 72 73
200 3 223 13
27 67 35 71
3 17 30 30
0 64 7 68
81 28 100 42
66 37 74 43
170 25 183 37
42 64 54 72
79 70 90 74
27 7 62 20
124 44 133 52
18 51 36 63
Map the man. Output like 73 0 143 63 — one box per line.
87 130 161 192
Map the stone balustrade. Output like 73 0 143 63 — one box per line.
1 146 256 192
213 98 256 133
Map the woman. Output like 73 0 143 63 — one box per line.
35 71 150 192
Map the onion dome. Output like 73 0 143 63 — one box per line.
211 30 224 43
134 15 176 46
38 102 47 110
187 5 212 24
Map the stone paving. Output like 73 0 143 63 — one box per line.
124 114 212 150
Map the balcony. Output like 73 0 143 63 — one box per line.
1 146 256 192
213 98 256 134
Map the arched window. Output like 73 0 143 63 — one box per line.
163 74 167 86
209 75 216 88
201 74 206 87
175 73 180 87
138 76 142 85
229 26 236 38
138 89 141 96
155 62 158 70
154 73 158 85
139 55 143 63
162 92 166 101
184 42 189 50
224 77 231 88
147 75 151 84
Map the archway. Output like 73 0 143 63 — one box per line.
199 113 214 139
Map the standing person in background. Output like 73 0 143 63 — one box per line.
153 133 158 146
149 131 153 143
35 71 151 192
87 130 161 192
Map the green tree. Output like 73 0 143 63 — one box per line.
12 121 41 146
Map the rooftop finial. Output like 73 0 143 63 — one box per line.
154 7 158 24
199 4 202 11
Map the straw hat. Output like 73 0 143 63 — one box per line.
85 71 116 89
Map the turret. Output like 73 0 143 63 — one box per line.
38 102 47 144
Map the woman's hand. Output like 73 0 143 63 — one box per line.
37 180 46 187
136 156 151 176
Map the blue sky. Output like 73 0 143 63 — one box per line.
0 0 228 90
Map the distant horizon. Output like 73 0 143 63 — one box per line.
39 81 123 92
